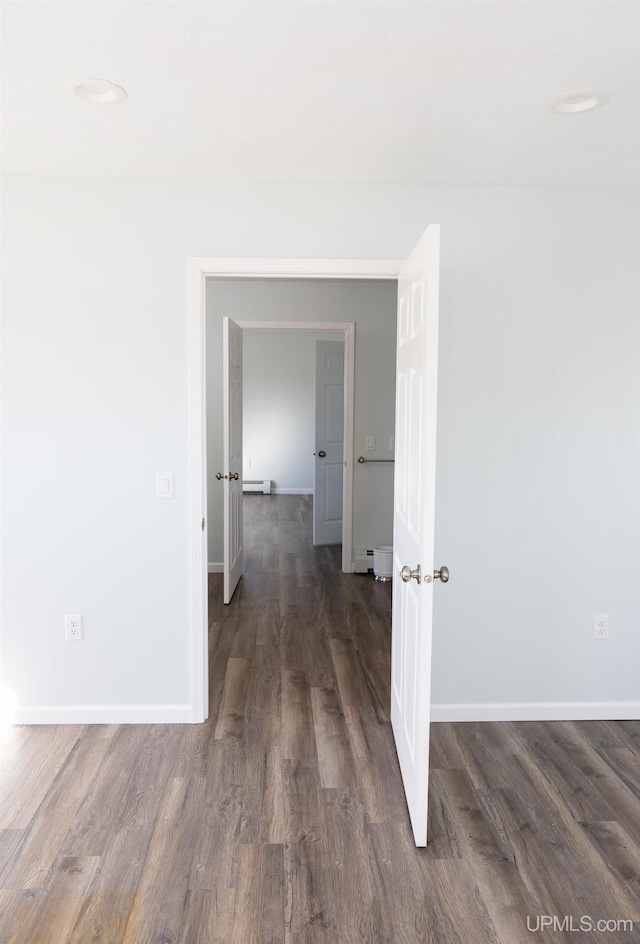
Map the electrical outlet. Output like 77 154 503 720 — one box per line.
593 613 609 639
65 614 83 640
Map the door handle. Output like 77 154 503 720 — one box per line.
215 472 224 480
401 564 450 584
216 473 239 480
229 472 239 480
400 564 421 584
317 450 327 458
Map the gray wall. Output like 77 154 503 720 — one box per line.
2 178 638 718
206 280 398 565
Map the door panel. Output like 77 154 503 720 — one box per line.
223 317 243 604
314 340 344 546
391 225 441 846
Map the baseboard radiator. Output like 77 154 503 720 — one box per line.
354 548 375 573
243 479 272 495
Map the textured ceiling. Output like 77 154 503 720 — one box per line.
2 0 639 185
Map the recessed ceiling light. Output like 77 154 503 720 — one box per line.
73 78 127 105
546 90 609 114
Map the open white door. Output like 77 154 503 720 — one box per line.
391 225 444 846
223 317 243 604
313 340 344 546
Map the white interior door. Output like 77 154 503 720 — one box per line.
223 317 243 604
391 225 442 846
313 340 344 546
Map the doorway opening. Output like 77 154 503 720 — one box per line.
213 318 355 604
225 320 356 580
241 327 347 554
187 258 404 726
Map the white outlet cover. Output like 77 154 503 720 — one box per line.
593 613 610 639
65 614 83 640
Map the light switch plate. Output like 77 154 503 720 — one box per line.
156 472 174 499
365 436 375 451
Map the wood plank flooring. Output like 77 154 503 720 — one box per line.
1 494 639 943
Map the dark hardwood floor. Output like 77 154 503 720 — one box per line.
1 494 639 942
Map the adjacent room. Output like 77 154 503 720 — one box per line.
1 1 639 941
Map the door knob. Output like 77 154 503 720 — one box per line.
400 564 421 584
434 566 449 583
229 472 239 480
215 472 224 480
317 450 327 458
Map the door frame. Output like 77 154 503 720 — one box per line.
187 257 404 723
236 321 353 563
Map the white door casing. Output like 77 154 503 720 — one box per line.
223 317 244 604
314 340 345 546
391 225 441 847
188 259 403 724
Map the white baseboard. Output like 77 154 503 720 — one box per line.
12 704 194 725
431 702 640 723
12 701 638 727
208 562 223 573
273 488 313 495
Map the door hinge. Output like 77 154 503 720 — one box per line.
201 518 205 531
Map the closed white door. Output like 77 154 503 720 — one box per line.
391 225 444 846
313 340 344 546
223 317 243 604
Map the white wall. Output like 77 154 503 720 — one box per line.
1 178 638 721
206 282 397 565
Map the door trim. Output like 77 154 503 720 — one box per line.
187 257 404 723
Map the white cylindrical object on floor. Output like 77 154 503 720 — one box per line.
373 545 393 581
